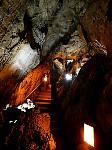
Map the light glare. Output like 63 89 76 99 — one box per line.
65 73 72 80
84 123 94 147
44 74 47 81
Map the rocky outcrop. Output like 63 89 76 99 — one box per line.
81 0 112 57
0 107 56 150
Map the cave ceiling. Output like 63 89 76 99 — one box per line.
0 0 92 76
0 0 112 106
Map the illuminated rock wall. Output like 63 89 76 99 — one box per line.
0 0 91 107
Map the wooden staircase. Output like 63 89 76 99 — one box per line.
34 84 65 150
35 84 52 113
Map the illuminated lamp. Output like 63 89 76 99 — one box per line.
44 74 47 81
65 73 72 80
84 123 94 147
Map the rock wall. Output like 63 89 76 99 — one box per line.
13 61 51 106
61 54 112 149
0 60 51 107
0 0 91 107
81 0 112 57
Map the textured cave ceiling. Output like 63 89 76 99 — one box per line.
0 0 112 106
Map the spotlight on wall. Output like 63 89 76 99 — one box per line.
65 73 72 80
84 123 94 147
44 74 47 81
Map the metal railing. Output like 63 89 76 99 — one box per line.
25 71 50 100
25 80 43 99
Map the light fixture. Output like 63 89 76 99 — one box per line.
64 47 73 81
65 73 72 80
44 74 47 81
84 123 94 147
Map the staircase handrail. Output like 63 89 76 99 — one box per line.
25 80 43 99
25 71 50 99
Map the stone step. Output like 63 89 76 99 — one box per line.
45 89 51 92
48 84 51 88
36 97 51 101
37 97 51 101
37 94 51 98
41 88 51 92
39 92 51 95
35 101 51 106
37 92 51 97
35 99 52 103
41 87 51 91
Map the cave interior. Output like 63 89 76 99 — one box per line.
0 0 112 150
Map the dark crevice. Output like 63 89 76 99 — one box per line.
33 131 44 146
57 58 63 64
59 0 63 5
23 11 41 51
61 33 71 45
8 42 21 52
59 0 63 3
39 24 48 35
18 30 26 41
106 0 112 21
0 0 3 5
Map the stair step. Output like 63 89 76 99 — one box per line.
36 97 51 101
35 99 52 103
37 95 51 99
44 89 51 92
41 88 51 91
39 92 51 96
40 89 51 92
48 84 51 88
37 98 51 101
35 101 51 105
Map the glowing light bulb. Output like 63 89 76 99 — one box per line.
65 73 72 80
44 74 47 81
